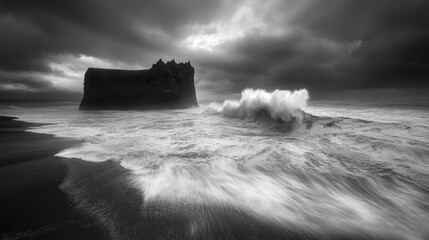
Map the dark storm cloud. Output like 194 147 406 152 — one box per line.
291 0 429 89
0 0 238 97
294 0 429 43
193 0 429 96
0 0 236 69
192 30 354 92
0 0 428 100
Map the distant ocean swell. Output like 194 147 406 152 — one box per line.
4 89 428 239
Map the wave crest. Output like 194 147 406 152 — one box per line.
208 88 309 122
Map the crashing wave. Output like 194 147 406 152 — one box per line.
208 88 309 122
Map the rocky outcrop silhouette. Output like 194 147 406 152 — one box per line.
79 59 198 110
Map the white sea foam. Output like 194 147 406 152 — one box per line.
3 97 429 239
129 159 385 233
208 88 309 122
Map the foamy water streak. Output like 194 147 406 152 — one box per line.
3 94 429 239
208 88 309 122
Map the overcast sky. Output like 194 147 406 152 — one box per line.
1 0 428 101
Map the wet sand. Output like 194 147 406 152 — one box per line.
0 116 105 239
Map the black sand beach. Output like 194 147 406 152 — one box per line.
0 116 105 239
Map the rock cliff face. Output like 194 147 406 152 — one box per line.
79 59 198 110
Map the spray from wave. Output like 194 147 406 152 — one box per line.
208 88 309 122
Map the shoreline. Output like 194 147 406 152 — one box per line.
0 116 106 239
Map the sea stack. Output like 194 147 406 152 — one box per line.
79 59 198 110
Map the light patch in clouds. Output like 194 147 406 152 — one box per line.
182 0 288 52
0 83 33 91
347 40 362 56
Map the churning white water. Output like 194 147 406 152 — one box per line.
3 89 429 239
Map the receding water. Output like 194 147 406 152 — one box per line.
2 90 428 239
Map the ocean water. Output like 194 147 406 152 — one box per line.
2 89 429 239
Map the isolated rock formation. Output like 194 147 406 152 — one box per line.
79 59 198 110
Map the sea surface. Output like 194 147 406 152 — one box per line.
1 90 429 239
